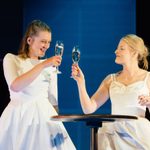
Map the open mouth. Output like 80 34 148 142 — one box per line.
39 48 46 57
40 48 46 53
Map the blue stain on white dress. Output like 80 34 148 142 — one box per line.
98 73 150 150
0 53 76 150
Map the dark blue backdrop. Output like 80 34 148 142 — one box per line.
23 0 136 149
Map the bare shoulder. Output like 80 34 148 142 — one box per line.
102 74 114 87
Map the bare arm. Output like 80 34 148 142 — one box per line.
71 64 111 114
3 53 61 92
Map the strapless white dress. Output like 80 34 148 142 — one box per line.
0 53 76 150
98 73 150 150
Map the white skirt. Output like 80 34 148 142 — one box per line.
0 99 76 150
98 118 150 150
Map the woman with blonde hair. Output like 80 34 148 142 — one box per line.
72 34 150 149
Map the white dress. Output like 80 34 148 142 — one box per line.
98 73 150 150
0 53 76 150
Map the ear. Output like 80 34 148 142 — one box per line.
27 37 32 45
132 51 138 59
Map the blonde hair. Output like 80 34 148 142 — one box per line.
121 34 149 70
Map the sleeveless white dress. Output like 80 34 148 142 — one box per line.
98 73 150 150
0 53 76 150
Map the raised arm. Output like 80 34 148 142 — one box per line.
3 53 61 92
71 64 111 114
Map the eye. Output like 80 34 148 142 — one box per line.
120 47 124 50
41 40 47 44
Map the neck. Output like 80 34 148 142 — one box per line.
121 65 141 80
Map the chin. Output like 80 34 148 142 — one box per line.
115 59 121 65
39 53 45 58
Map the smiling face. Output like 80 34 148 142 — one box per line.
27 31 51 59
18 20 52 59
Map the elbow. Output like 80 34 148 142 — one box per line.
10 86 20 92
82 102 96 114
10 83 21 92
82 108 95 114
83 111 92 115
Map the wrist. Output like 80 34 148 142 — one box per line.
36 62 46 72
40 60 48 68
77 79 86 89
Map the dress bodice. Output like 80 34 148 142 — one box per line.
1 53 76 150
3 53 57 105
109 73 149 117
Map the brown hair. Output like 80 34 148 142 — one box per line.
18 20 51 58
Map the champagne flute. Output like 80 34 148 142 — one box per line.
71 45 80 78
72 45 80 64
54 40 64 74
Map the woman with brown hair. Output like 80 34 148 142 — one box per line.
0 20 76 150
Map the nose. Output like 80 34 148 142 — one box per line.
114 49 117 54
47 43 50 49
44 42 50 49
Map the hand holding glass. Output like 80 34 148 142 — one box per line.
54 40 64 74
